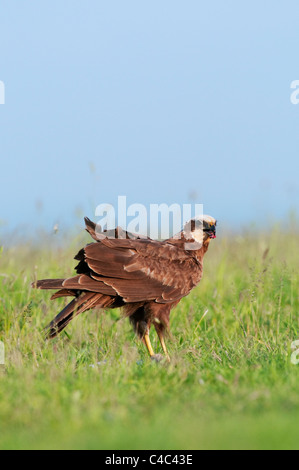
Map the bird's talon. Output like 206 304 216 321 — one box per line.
150 354 166 363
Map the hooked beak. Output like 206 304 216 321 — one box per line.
203 224 216 239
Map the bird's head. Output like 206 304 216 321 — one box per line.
183 214 217 249
202 215 217 240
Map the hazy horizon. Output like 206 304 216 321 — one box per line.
1 1 299 236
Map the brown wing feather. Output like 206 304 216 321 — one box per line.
36 222 202 305
62 274 117 295
84 217 149 243
79 237 202 303
84 217 100 241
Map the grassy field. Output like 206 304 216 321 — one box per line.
0 225 299 450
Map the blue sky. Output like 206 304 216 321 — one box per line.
0 1 299 235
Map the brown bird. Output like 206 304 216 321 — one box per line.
33 215 216 362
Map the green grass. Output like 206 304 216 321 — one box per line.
0 226 299 450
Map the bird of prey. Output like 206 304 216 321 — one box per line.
33 215 216 361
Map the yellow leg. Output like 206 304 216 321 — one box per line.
156 330 171 362
144 332 155 358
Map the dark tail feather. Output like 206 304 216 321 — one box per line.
32 279 66 290
45 292 101 339
50 289 77 300
45 298 80 338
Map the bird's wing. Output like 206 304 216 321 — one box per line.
75 238 202 303
84 217 149 242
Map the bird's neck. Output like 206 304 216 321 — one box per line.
193 238 211 262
